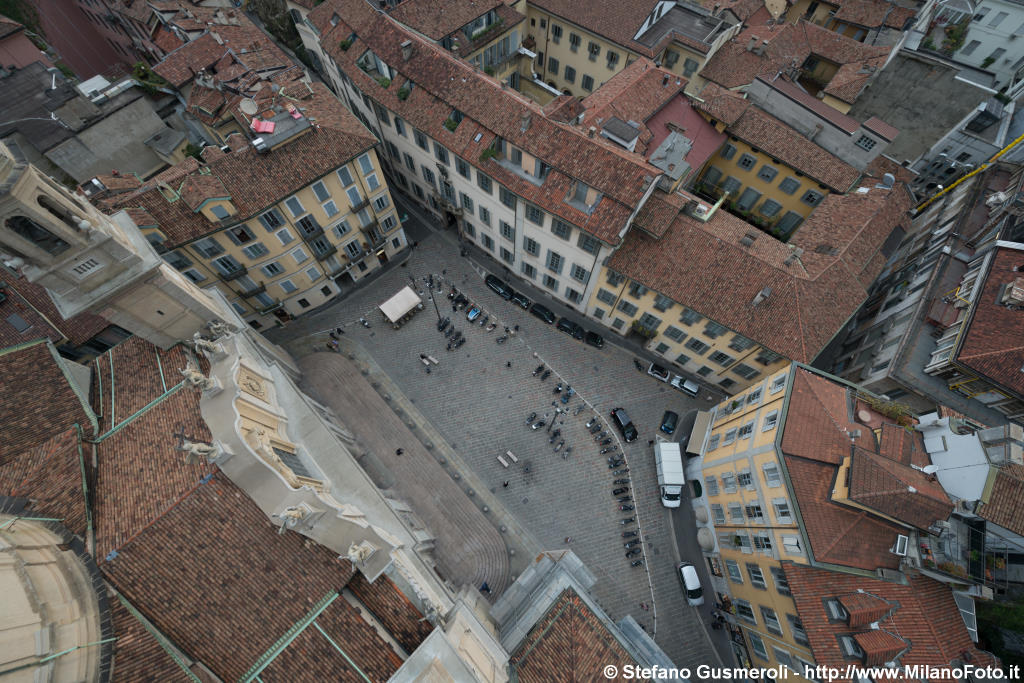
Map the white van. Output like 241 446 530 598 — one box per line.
677 562 704 606
670 375 700 397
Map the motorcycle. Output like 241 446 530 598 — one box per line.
480 314 489 327
633 358 643 371
560 393 570 405
600 438 613 446
486 322 497 332
573 404 585 416
549 429 561 444
600 447 617 454
553 383 563 394
359 317 371 328
533 364 545 376
540 370 551 381
455 337 466 349
586 416 597 428
623 531 638 538
561 446 572 459
496 335 508 344
617 496 632 503
594 431 607 441
553 441 564 453
444 326 455 339
625 548 641 558
612 468 630 475
608 459 624 469
631 560 644 567
437 317 450 332
531 420 546 430
620 504 635 511
621 517 635 525
566 386 575 398
613 478 630 485
589 424 602 434
526 412 537 425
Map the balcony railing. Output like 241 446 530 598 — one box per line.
237 282 267 298
299 224 325 240
220 265 249 281
314 244 339 261
350 197 370 213
258 298 284 315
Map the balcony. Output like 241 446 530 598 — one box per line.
220 265 249 281
237 282 267 298
258 298 285 315
314 244 339 261
350 197 370 213
298 224 325 240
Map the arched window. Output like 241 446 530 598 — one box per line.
37 195 83 232
5 215 70 255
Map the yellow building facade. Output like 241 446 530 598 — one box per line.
699 365 815 678
585 269 791 394
139 146 405 330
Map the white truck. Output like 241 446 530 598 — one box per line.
654 441 685 508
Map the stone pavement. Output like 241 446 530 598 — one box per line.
296 350 513 594
269 215 724 670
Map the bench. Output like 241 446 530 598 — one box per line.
427 355 439 365
505 450 519 463
497 455 510 468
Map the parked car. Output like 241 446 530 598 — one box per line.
677 562 704 606
670 374 700 397
660 410 679 435
485 274 513 300
584 330 604 349
648 363 670 382
511 291 531 309
610 407 638 442
556 317 585 340
530 303 556 324
467 306 481 322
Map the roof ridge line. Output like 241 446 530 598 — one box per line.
114 592 204 683
93 381 186 443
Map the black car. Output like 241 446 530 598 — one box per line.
611 407 638 443
530 303 556 324
612 487 629 496
556 317 585 340
510 291 531 309
660 410 679 435
585 331 604 348
485 274 513 300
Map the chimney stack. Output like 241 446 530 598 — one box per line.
521 113 532 133
747 35 759 52
401 40 413 61
662 74 670 87
587 126 596 138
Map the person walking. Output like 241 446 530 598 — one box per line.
502 481 509 488
395 448 404 456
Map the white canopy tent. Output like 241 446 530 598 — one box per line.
378 286 423 327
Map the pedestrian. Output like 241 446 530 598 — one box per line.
336 327 344 335
503 481 509 488
565 537 573 543
480 582 491 594
514 324 519 332
396 448 404 456
506 361 512 368
329 331 338 340
647 439 655 446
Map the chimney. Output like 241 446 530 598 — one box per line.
662 74 670 87
713 3 720 14
521 113 532 133
751 286 772 307
783 246 804 266
401 40 413 61
588 126 596 138
752 39 768 56
747 36 758 52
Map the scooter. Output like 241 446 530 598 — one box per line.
444 327 455 339
623 531 638 538
561 446 572 459
600 438 613 446
617 496 632 503
586 416 598 428
560 393 570 405
621 517 635 525
455 337 466 349
359 317 371 328
594 431 608 441
531 419 546 430
533 365 545 376
573 405 585 416
566 387 576 398
600 447 617 454
549 429 561 444
613 478 630 485
589 424 602 434
625 548 642 558
553 441 564 453
631 560 644 567
486 322 497 332
612 468 630 475
633 359 643 371
496 335 508 344
526 412 537 425
480 314 489 327
608 459 624 469
620 504 635 511
438 317 450 332
553 383 563 394
540 370 551 381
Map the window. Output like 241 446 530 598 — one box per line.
312 180 330 202
283 196 305 217
753 533 773 552
193 237 225 258
989 10 1008 27
773 498 792 523
617 300 638 316
307 266 322 282
788 615 809 646
606 50 619 68
477 171 493 194
526 204 544 224
839 636 864 660
414 129 428 150
421 166 435 187
570 264 589 283
759 349 783 366
292 248 309 264
578 233 600 254
280 278 298 294
762 411 779 432
704 476 719 496
747 563 767 588
464 223 476 238
434 142 449 165
738 422 755 441
737 153 757 170
988 47 1007 63
227 225 256 245
770 567 791 595
461 193 474 213
337 166 355 187
704 321 727 338
551 219 572 239
801 189 824 206
651 294 675 313
323 199 339 217
593 308 606 319
770 374 787 393
588 41 600 59
501 247 514 263
664 325 685 342
500 186 516 209
707 433 720 450
524 236 540 256
548 57 560 75
683 58 698 77
761 607 783 635
973 6 989 21
725 559 742 583
759 199 782 217
242 242 269 259
262 261 284 277
380 215 396 231
737 470 753 487
569 32 580 50
778 176 800 194
551 23 562 42
455 157 470 179
962 39 981 55
536 52 544 68
637 312 661 330
473 206 488 226
543 274 558 290
747 632 768 660
394 117 406 136
481 234 494 251
685 338 710 355
564 66 576 83
729 502 743 522
774 648 794 670
183 268 205 283
259 209 284 231
680 308 702 325
735 600 756 624
546 250 563 273
582 74 594 91
333 221 351 239
782 535 802 555
711 504 725 524
757 164 777 182
746 388 762 405
213 255 243 275
721 471 737 490
709 350 735 367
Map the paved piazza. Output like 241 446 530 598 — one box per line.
270 212 727 669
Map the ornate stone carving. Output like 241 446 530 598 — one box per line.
175 438 220 465
237 367 268 400
346 540 379 565
179 363 215 390
205 319 230 338
190 331 224 356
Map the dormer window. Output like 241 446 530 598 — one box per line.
838 635 865 661
330 12 340 27
826 599 849 621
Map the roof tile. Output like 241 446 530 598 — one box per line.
978 463 1024 537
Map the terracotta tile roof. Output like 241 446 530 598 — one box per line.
606 182 908 361
833 0 917 30
785 565 998 681
542 94 584 123
863 116 899 141
977 463 1024 537
388 0 505 40
124 207 158 228
526 0 662 56
347 572 434 654
837 592 895 628
153 33 224 87
632 189 687 237
700 19 889 95
179 172 230 210
757 76 862 134
101 469 413 681
0 341 95 460
823 56 887 104
0 266 112 347
848 447 954 530
952 246 1024 398
152 23 185 54
109 113 377 246
0 427 88 537
877 422 930 468
508 588 638 681
854 629 908 666
729 105 861 191
310 0 662 244
781 367 865 466
109 596 194 683
0 14 24 40
690 0 765 21
693 83 749 125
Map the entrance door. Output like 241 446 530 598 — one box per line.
273 308 291 323
377 249 388 264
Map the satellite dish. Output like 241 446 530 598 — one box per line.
922 465 939 475
240 99 258 115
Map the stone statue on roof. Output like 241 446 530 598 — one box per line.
179 363 216 390
176 438 220 465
